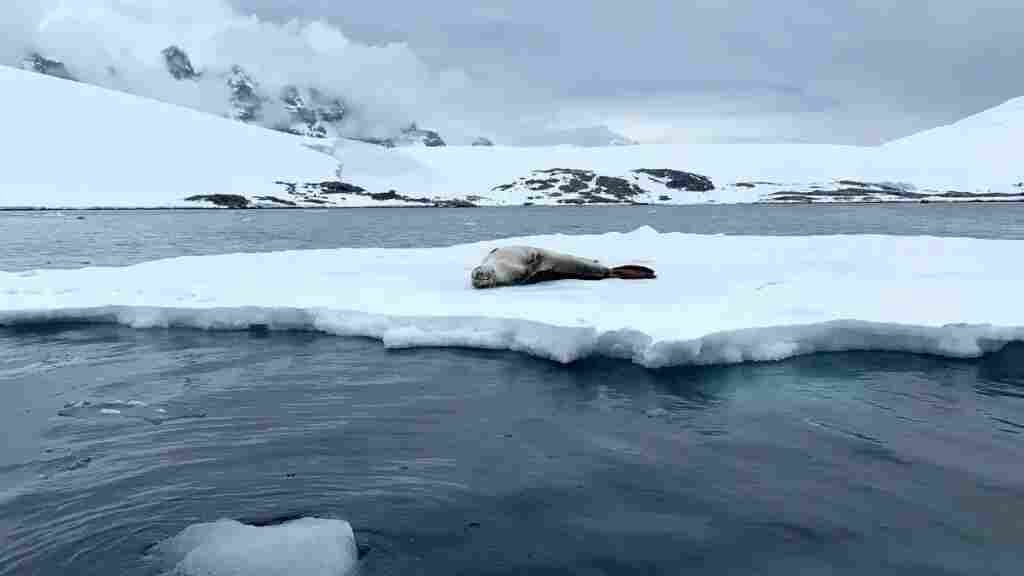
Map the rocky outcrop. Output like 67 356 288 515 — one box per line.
398 123 446 147
162 46 198 80
634 169 714 192
760 180 1024 203
22 53 75 81
266 181 477 207
350 124 447 148
472 137 494 146
185 194 250 208
226 66 262 122
277 86 347 138
493 169 646 205
184 173 1024 208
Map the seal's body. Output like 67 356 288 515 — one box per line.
471 246 655 289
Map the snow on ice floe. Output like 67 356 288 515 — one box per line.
153 518 358 576
2 228 1023 368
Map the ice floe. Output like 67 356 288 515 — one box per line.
153 518 358 576
1 228 1022 368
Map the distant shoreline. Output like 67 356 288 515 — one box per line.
3 200 1024 212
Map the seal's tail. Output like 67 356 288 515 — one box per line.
610 265 657 280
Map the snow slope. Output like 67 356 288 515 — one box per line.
0 65 338 208
2 228 1021 368
2 63 1020 208
882 96 1024 191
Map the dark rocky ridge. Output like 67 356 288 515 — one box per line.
634 169 715 192
494 168 649 205
184 194 251 208
257 181 476 207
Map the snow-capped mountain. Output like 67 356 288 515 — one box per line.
16 45 446 146
352 124 447 148
517 125 637 147
2 62 1021 209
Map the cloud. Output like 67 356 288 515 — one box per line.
234 0 1024 145
0 0 500 142
5 1 1024 145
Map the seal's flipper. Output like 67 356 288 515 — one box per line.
610 265 656 280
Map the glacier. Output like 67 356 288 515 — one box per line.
2 228 1021 369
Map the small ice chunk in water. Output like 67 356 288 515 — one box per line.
57 400 203 424
154 518 358 576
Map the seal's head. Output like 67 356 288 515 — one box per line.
471 265 497 289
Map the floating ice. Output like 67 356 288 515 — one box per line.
2 228 1022 368
153 518 358 576
57 400 203 424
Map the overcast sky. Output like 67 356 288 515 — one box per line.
231 0 1024 144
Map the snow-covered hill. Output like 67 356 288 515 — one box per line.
881 96 1023 192
0 65 338 208
1 63 1021 209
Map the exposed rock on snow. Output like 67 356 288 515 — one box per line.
761 181 1024 204
22 53 75 81
493 169 647 205
472 137 495 146
633 169 715 192
493 168 723 204
226 65 262 123
350 124 447 148
198 180 481 208
397 124 446 147
184 194 251 209
162 46 198 81
278 86 347 138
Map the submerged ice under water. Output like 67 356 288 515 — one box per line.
1 205 1023 575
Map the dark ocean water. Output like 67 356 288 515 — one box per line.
2 205 1024 575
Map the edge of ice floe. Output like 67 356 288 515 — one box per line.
2 305 1021 368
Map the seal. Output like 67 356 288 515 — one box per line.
470 246 656 289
